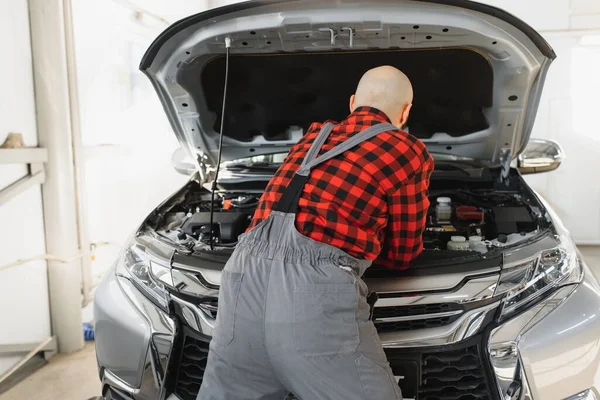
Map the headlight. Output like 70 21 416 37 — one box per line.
115 238 172 312
496 234 583 321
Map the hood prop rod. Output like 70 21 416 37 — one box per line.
209 37 232 251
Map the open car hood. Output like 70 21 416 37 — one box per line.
141 0 555 168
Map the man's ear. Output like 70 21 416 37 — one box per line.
349 94 356 113
400 103 413 126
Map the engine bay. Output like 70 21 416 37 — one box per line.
421 189 538 252
157 192 257 248
155 171 545 257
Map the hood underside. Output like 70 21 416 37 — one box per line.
141 0 555 167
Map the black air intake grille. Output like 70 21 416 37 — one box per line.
174 335 210 400
374 303 463 333
376 316 457 333
374 303 460 319
171 336 495 400
419 345 492 400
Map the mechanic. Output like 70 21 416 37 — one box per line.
198 65 434 400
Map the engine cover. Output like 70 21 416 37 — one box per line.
181 212 251 243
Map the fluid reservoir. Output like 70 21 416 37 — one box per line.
436 197 452 222
447 236 470 251
469 235 487 253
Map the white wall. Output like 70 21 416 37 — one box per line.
71 0 209 288
0 0 51 375
479 0 600 243
525 33 600 244
479 0 600 31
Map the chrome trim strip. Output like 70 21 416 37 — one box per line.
366 267 500 294
172 295 216 330
172 268 220 297
173 263 222 287
103 369 141 395
563 389 597 400
374 310 463 323
380 301 500 348
374 274 500 306
520 360 535 400
116 277 176 335
198 303 218 312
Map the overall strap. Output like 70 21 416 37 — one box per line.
275 122 397 213
300 122 336 169
297 122 396 176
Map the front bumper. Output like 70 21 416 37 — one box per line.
512 260 600 399
95 269 176 400
95 260 600 400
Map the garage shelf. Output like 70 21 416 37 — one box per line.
0 147 48 206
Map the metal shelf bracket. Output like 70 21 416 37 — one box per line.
0 148 48 206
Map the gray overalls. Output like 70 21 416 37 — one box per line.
198 122 403 400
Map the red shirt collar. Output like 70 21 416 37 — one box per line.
345 106 392 124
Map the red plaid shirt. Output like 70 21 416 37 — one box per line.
248 107 433 269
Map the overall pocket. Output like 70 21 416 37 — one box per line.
293 283 359 356
211 271 242 347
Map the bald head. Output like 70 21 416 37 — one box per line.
350 66 413 129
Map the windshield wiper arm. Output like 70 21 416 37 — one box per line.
224 162 280 171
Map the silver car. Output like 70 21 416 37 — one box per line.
94 1 600 399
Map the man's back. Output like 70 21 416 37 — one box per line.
200 65 431 400
249 106 434 270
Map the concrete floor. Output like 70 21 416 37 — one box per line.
581 245 600 266
1 246 600 400
0 343 99 400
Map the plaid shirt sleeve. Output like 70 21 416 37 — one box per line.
375 149 434 270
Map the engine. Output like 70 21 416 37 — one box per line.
157 192 259 248
157 184 540 254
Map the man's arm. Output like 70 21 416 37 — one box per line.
375 154 434 270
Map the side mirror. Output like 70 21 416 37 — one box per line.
517 139 565 175
171 147 197 176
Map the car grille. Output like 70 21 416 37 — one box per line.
374 303 460 318
419 346 492 400
376 316 457 333
172 335 494 400
173 335 210 400
373 303 464 334
201 302 465 333
381 342 494 400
